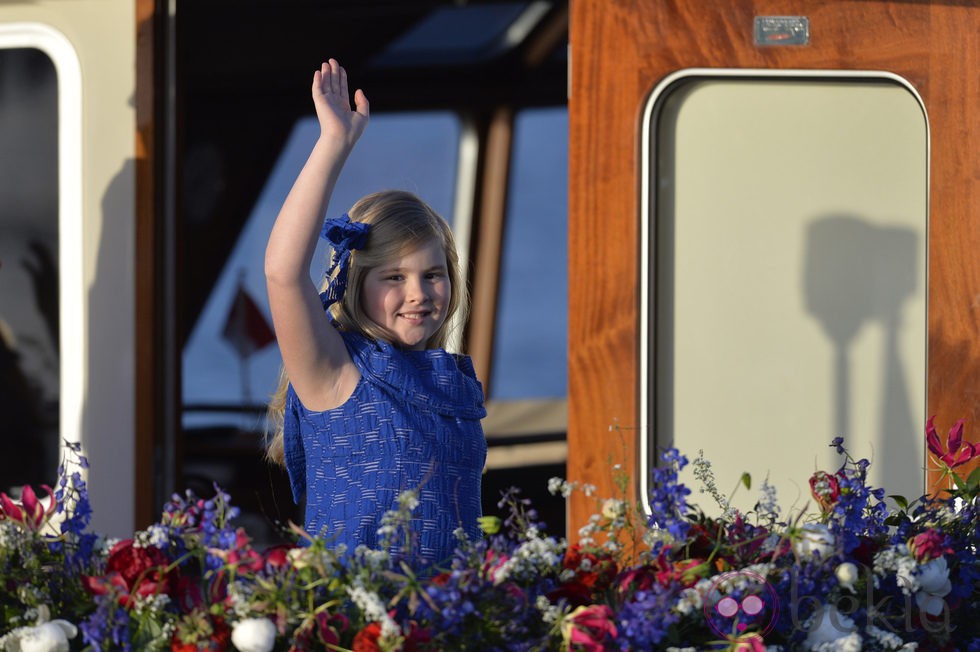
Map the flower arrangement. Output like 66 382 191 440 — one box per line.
1 420 978 651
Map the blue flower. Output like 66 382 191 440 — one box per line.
646 448 692 546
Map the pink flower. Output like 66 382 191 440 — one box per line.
314 611 349 647
926 416 979 469
616 565 658 594
730 633 767 651
560 604 617 652
0 484 58 531
908 529 953 562
483 549 511 584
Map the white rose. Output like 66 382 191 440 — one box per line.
794 523 835 559
4 621 77 652
231 617 277 652
915 557 952 617
835 562 859 593
804 605 857 649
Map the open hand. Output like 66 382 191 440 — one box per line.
312 58 370 149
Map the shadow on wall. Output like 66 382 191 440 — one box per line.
82 157 136 537
803 214 919 479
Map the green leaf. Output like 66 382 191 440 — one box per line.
952 472 968 492
888 494 909 511
740 473 751 491
967 466 980 487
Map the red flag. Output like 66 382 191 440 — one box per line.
222 282 275 358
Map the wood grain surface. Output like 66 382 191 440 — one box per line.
568 0 980 536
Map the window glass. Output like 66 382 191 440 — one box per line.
181 112 461 428
0 48 60 491
490 107 568 399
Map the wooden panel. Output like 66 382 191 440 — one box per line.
135 0 167 527
568 0 980 534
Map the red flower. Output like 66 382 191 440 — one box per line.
262 543 295 569
561 604 617 652
83 539 176 609
809 470 841 513
618 550 706 594
172 575 205 612
927 416 979 469
351 622 381 652
350 619 429 652
664 558 708 588
686 522 723 559
849 535 881 567
562 543 618 592
209 528 263 573
547 580 594 607
0 484 57 531
402 622 431 651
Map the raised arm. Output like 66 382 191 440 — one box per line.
265 59 370 410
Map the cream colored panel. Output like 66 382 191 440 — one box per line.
643 74 927 513
0 2 136 536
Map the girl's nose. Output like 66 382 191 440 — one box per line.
406 276 429 303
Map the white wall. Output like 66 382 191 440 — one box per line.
0 1 136 536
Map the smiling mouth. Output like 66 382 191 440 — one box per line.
398 311 430 322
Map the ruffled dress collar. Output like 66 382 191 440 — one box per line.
340 331 486 419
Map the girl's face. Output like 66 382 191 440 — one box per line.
361 239 451 350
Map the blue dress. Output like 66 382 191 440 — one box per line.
283 330 488 565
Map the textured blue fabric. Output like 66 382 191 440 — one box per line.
283 330 487 565
318 214 370 310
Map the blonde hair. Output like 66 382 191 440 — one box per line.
265 190 468 465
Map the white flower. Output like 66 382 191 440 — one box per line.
674 586 704 615
1 620 77 652
347 582 398 639
535 594 561 625
835 562 859 593
794 523 835 559
601 498 625 520
231 617 277 652
804 605 858 650
865 624 912 650
874 544 918 595
548 477 574 498
914 557 952 616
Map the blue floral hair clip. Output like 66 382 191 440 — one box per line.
319 213 370 310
